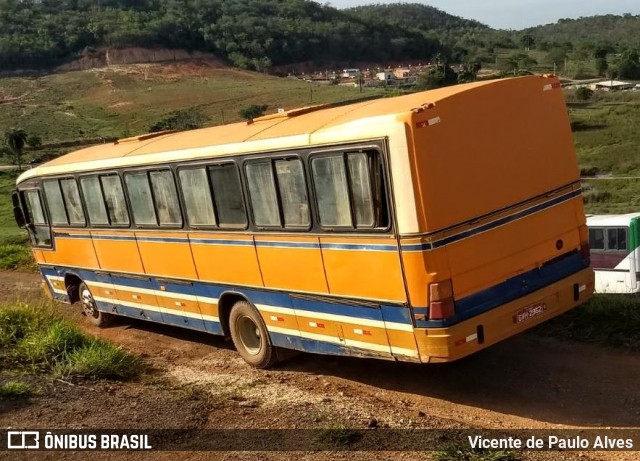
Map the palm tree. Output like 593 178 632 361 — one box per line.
4 128 28 171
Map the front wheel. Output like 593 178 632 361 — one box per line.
229 300 278 369
79 282 112 327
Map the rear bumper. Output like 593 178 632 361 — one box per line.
414 267 595 363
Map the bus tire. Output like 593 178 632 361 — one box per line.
79 282 111 327
229 300 278 369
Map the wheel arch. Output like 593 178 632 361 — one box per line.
217 290 252 337
64 271 83 303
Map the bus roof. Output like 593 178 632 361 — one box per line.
586 213 640 227
17 77 526 184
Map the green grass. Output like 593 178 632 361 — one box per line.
432 444 520 461
0 380 33 399
0 302 141 380
534 295 640 351
0 244 35 270
563 90 640 214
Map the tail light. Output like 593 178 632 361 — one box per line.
429 279 455 320
580 241 590 263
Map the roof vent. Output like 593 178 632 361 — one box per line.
114 130 176 145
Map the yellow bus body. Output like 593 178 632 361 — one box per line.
16 75 594 364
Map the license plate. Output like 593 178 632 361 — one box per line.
514 302 546 324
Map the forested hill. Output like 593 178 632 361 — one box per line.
524 14 640 49
0 0 639 73
347 3 489 32
0 0 470 71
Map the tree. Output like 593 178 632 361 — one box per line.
575 87 593 102
4 128 28 171
148 108 206 132
239 104 268 121
26 135 42 149
615 50 640 79
595 57 608 76
415 65 458 90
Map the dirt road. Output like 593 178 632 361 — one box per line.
1 271 638 460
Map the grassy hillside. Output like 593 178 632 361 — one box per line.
567 91 640 214
0 62 382 145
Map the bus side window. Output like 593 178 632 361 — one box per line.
60 178 86 226
43 179 69 226
80 177 109 226
606 227 628 251
311 156 351 227
179 168 216 227
125 172 157 226
617 228 628 251
311 150 389 230
209 163 247 228
100 175 130 226
589 228 605 250
246 162 281 227
149 170 182 226
275 158 310 228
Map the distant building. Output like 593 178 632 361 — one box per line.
376 71 395 81
341 69 359 79
595 80 635 91
394 68 411 79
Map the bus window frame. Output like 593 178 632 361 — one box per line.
176 160 249 231
307 146 391 234
42 176 88 228
123 167 183 230
242 154 312 232
78 171 131 229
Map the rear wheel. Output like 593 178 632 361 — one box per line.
79 282 112 327
229 300 278 368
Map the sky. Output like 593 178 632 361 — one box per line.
329 0 640 30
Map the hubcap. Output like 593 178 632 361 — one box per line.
237 315 262 355
81 288 98 318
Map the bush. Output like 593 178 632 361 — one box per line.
239 104 268 120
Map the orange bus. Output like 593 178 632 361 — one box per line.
13 75 594 368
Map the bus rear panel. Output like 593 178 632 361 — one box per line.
400 76 594 362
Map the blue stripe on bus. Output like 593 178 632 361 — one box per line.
256 241 320 249
189 238 254 246
137 237 189 244
269 332 387 359
414 251 589 328
400 189 583 253
321 243 397 251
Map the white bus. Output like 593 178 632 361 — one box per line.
587 213 640 294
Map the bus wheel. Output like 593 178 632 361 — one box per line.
79 282 111 327
229 300 277 369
